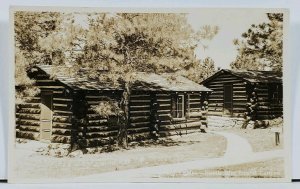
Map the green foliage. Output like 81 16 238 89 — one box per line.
231 13 283 72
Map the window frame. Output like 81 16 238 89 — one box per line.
173 94 185 118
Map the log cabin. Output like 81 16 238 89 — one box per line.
16 64 211 148
201 69 283 120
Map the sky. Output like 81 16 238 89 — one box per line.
187 9 269 69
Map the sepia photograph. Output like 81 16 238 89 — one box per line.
8 7 290 183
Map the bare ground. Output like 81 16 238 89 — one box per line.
221 128 283 152
164 158 284 178
12 132 227 180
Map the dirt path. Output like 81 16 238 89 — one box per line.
72 131 284 181
212 131 253 158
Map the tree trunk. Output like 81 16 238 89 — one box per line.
117 82 131 148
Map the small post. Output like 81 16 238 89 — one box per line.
275 131 280 146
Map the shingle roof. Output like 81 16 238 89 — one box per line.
133 72 211 92
35 64 121 90
35 65 211 92
202 69 282 84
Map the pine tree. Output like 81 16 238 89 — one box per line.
230 13 283 72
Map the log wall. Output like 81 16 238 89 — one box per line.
79 90 123 147
16 72 74 143
128 91 153 142
17 69 210 147
255 83 283 119
158 92 208 137
16 97 41 140
204 72 247 117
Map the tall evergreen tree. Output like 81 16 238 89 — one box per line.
230 13 283 72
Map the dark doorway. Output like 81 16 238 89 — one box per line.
40 91 53 141
224 85 233 115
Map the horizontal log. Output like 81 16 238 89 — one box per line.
87 101 102 105
53 106 71 112
130 99 151 103
233 99 248 103
130 111 150 116
53 110 72 115
130 94 151 98
128 127 150 134
53 123 72 129
187 112 202 118
158 106 171 111
53 103 69 108
189 102 201 106
189 108 202 111
160 120 172 125
232 103 246 107
156 93 171 96
52 128 72 136
208 103 223 107
208 100 224 103
171 117 186 122
17 108 41 114
156 99 171 102
17 103 40 108
51 135 71 143
53 116 71 123
53 98 73 102
16 114 40 120
19 125 40 132
130 110 150 114
208 80 244 85
189 99 201 103
208 107 223 111
39 86 65 89
85 138 115 147
232 109 246 113
16 120 39 126
130 116 150 122
130 122 150 128
130 105 151 109
52 91 64 94
16 130 40 140
85 130 119 138
128 132 152 142
83 126 119 132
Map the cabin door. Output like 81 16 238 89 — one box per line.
223 85 233 115
40 91 53 141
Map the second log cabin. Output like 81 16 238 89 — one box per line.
201 69 283 120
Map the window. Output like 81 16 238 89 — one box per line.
172 94 185 118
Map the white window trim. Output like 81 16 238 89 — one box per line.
176 94 185 118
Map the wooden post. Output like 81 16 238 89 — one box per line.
275 132 280 145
